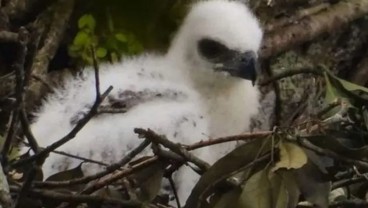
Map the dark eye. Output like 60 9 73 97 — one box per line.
198 38 229 60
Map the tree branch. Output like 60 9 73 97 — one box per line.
260 0 368 58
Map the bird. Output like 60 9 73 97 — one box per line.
24 0 263 203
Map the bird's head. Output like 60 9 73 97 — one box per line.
167 0 263 86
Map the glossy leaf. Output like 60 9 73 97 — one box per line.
272 141 307 172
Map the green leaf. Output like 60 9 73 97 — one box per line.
115 33 128 43
78 14 96 30
294 160 330 207
237 169 272 208
237 169 289 208
281 171 301 208
363 107 368 131
306 135 368 160
73 31 91 46
96 47 107 58
272 141 307 172
131 161 165 202
46 164 84 182
324 70 368 104
324 72 343 104
210 189 241 208
330 72 368 93
184 136 274 208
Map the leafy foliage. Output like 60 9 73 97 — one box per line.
68 14 143 65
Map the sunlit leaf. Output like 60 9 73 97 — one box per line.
96 47 107 58
237 169 289 208
73 31 90 46
78 14 96 30
238 169 272 208
115 33 128 42
272 141 307 172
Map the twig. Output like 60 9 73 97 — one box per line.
259 68 323 86
80 156 158 195
134 128 210 172
35 130 272 188
91 46 101 101
11 86 113 168
168 175 181 208
19 109 40 153
332 176 367 190
20 143 109 167
34 139 151 188
186 131 272 150
97 106 127 114
297 137 368 170
1 27 28 167
10 186 141 207
13 166 38 208
329 199 368 208
0 31 18 42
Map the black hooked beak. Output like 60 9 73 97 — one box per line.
218 51 258 85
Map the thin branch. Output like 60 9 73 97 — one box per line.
34 139 151 188
20 143 109 167
332 176 367 190
91 46 101 101
259 68 323 86
11 86 113 168
80 156 158 195
134 128 210 172
186 131 272 151
0 30 18 42
329 199 368 208
297 137 368 170
1 27 28 167
10 186 141 207
34 130 272 188
168 174 181 208
19 109 40 153
13 166 38 208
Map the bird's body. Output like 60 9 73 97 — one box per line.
26 0 263 202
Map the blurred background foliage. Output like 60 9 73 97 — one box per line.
66 0 187 66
